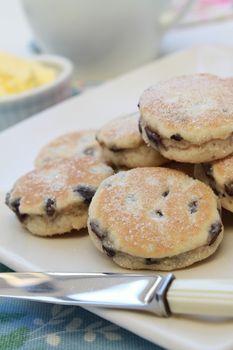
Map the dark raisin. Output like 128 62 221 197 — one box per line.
102 245 116 257
90 220 106 240
145 258 160 265
162 190 169 197
155 210 163 217
212 186 220 196
170 133 183 141
5 192 10 206
225 181 233 196
18 213 28 222
137 102 140 109
138 119 142 134
73 186 96 204
109 145 122 152
202 164 221 195
208 221 222 245
188 200 198 214
83 147 95 156
10 197 28 222
144 127 163 148
45 198 56 216
202 163 214 180
11 197 20 213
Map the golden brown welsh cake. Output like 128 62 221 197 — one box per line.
6 157 113 236
96 112 167 169
88 167 223 270
139 74 233 163
35 130 102 168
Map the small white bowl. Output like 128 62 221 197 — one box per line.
0 54 73 131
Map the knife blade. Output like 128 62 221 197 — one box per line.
0 272 232 318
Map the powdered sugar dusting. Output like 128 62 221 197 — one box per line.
11 156 113 211
35 130 102 167
92 167 219 258
97 112 143 149
139 74 233 140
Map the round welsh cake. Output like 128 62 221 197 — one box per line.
35 130 102 168
88 167 223 270
139 74 233 163
6 157 113 236
96 112 167 169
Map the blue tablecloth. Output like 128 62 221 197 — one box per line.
0 264 165 350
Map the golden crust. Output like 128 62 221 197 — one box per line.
9 157 113 214
97 112 167 168
35 130 102 167
139 74 233 144
97 112 142 149
88 167 221 259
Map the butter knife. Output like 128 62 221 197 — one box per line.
0 272 232 317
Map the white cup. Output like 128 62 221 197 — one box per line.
21 0 193 82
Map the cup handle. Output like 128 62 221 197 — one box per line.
158 0 194 31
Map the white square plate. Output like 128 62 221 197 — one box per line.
0 46 233 350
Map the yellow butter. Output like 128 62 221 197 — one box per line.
0 52 57 97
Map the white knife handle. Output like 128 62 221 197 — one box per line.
167 279 233 317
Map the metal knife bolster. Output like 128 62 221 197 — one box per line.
0 272 175 317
